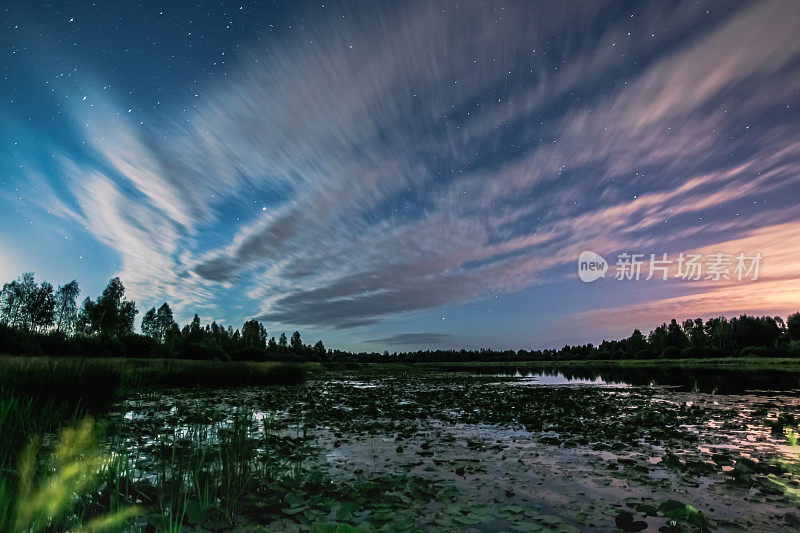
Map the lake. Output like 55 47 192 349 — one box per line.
102 366 800 531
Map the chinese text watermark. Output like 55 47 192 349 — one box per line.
578 251 762 283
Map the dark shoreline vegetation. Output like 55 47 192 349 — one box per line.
2 273 800 363
2 274 800 531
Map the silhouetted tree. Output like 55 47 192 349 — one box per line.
705 317 733 355
0 278 24 327
54 280 80 332
729 315 781 349
665 319 688 350
683 318 706 350
0 273 56 331
648 324 668 356
18 273 37 329
141 307 157 339
242 319 267 350
626 329 647 356
0 273 37 328
155 303 177 342
788 312 800 341
290 331 302 352
30 282 54 331
186 314 202 343
313 340 325 356
76 297 92 334
81 277 138 336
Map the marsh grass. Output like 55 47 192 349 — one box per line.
0 418 139 532
0 389 90 530
0 356 311 531
0 357 123 408
0 392 84 473
0 356 309 400
125 358 309 388
107 407 312 530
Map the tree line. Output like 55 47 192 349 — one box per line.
351 314 800 363
0 273 325 361
1 272 799 362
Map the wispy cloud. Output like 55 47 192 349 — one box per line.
363 333 454 347
20 0 800 333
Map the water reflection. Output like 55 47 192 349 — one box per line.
103 370 800 532
460 366 800 394
500 370 629 388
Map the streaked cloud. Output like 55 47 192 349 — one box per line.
9 0 800 341
363 333 454 347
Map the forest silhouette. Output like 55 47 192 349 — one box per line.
2 272 800 363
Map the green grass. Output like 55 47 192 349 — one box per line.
122 358 314 388
1 409 291 531
0 357 124 409
0 392 84 475
0 356 313 402
1 418 139 532
0 356 317 532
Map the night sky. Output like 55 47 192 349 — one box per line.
2 0 799 351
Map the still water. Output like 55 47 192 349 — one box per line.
106 367 800 531
473 365 800 393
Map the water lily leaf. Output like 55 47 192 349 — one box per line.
335 501 360 522
633 503 658 516
511 522 543 532
615 510 647 532
283 504 310 515
657 500 713 531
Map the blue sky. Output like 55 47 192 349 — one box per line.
2 0 800 351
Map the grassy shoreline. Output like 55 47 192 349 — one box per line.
0 356 317 409
3 355 799 395
418 357 800 372
317 357 800 373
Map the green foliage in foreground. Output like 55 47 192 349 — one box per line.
0 398 453 532
1 418 139 532
0 353 310 532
